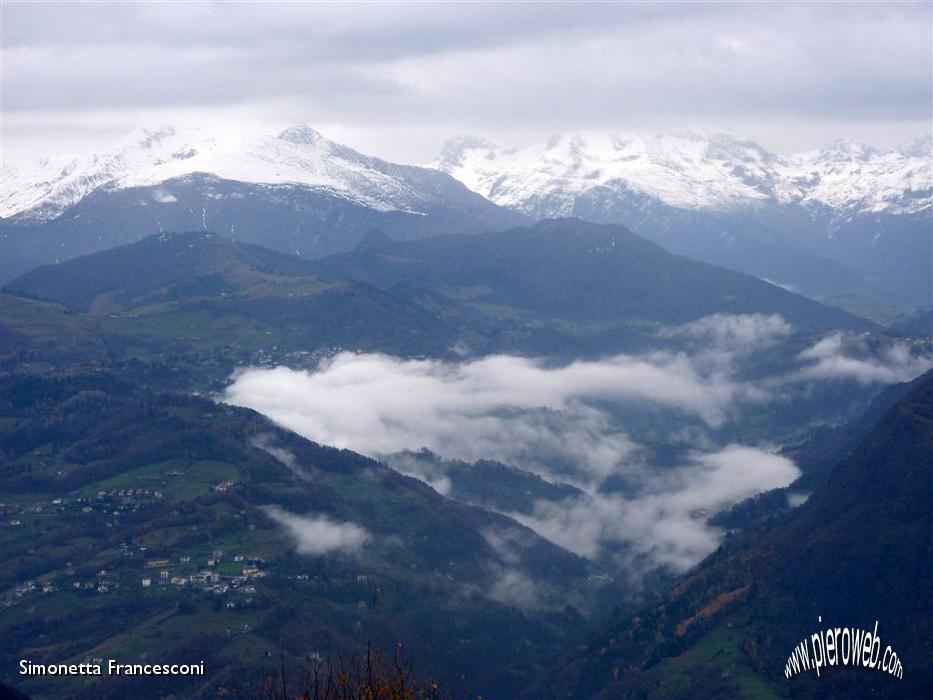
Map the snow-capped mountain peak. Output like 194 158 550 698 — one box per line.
778 139 932 214
432 129 789 215
276 124 325 145
1 125 445 222
432 130 932 217
898 135 932 159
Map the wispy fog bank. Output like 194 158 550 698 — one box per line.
223 315 933 574
513 445 798 572
262 506 370 556
796 333 933 385
223 349 753 482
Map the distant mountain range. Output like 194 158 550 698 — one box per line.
3 126 929 308
8 220 873 349
433 131 932 306
309 218 873 335
433 131 931 217
0 125 525 282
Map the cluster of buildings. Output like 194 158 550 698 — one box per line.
2 567 120 610
96 489 164 500
1 491 168 530
140 550 267 605
67 568 119 595
250 346 344 370
1 499 41 527
3 545 270 612
8 579 56 601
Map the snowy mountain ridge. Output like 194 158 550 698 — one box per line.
1 125 445 222
6 126 929 225
431 130 933 217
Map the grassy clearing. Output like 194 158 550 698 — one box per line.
649 612 783 700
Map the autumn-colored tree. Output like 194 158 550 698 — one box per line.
254 642 452 700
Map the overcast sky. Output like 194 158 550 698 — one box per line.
2 1 931 164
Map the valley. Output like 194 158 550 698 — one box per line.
2 218 930 699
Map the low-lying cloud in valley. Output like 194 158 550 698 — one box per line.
796 333 933 385
513 445 798 573
223 347 754 475
223 315 933 578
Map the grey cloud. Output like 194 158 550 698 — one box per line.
250 436 320 484
262 506 370 556
486 566 541 610
221 326 799 580
387 452 454 497
2 2 930 161
1 44 404 111
482 528 545 609
221 349 752 485
513 445 799 573
251 438 296 469
662 313 794 352
795 333 933 385
1 3 720 55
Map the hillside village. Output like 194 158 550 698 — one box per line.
3 486 263 611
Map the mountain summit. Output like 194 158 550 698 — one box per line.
3 124 495 222
0 126 525 281
432 130 932 306
432 130 931 217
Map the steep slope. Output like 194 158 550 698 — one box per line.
533 370 933 699
783 377 922 491
888 309 933 337
310 218 875 333
0 126 526 281
384 449 584 516
433 132 932 306
0 371 593 700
